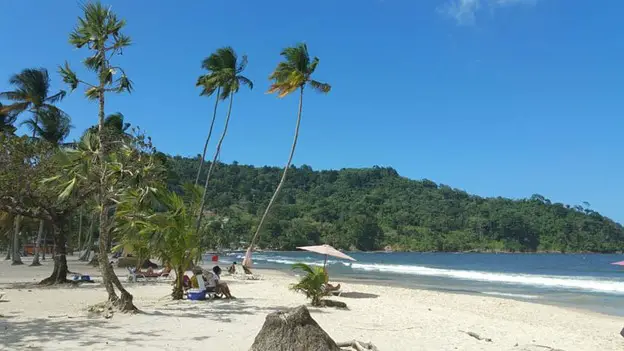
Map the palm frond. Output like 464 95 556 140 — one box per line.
237 76 253 90
308 80 331 94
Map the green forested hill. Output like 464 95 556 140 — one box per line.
165 156 624 253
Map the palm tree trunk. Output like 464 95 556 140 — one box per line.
96 71 136 311
77 209 83 255
195 93 234 234
42 229 47 260
5 232 11 260
31 107 46 264
244 87 305 266
195 87 221 186
30 220 44 266
80 213 96 261
12 215 23 265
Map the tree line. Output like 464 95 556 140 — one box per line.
167 157 624 253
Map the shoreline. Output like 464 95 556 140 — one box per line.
1 256 623 350
259 265 624 318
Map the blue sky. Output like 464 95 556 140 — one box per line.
2 0 624 222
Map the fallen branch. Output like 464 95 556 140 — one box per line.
459 330 492 342
337 340 380 351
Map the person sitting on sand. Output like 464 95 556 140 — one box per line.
208 266 234 299
322 267 341 292
228 262 237 275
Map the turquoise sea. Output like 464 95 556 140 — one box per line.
210 252 624 316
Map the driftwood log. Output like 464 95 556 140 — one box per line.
250 305 341 351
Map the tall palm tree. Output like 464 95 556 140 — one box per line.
195 47 253 234
60 1 136 311
194 55 224 186
0 67 66 266
243 43 330 266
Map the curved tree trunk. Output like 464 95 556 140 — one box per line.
79 214 95 261
40 221 70 285
196 93 234 234
244 87 304 267
195 86 221 186
12 215 23 265
96 74 137 312
30 220 44 266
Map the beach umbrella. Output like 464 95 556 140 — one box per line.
611 261 624 266
296 244 356 269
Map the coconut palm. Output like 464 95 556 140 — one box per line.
0 68 66 137
243 43 330 265
21 108 72 145
194 55 224 186
290 263 330 306
195 47 252 234
116 185 202 300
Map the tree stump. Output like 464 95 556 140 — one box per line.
250 305 341 351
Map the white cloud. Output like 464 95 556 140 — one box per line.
442 0 537 25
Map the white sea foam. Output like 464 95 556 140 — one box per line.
481 291 541 299
349 263 624 295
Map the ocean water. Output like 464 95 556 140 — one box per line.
214 251 624 316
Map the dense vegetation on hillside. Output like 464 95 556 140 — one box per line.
167 156 624 253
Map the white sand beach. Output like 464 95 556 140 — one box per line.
0 256 622 351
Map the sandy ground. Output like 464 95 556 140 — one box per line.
0 256 622 351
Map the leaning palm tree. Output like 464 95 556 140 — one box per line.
194 55 225 186
195 47 252 234
243 43 330 266
0 68 66 266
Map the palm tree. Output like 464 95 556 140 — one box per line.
22 108 72 145
1 68 66 266
59 1 135 311
244 43 330 266
290 263 330 306
117 185 202 300
194 55 224 186
0 68 66 137
195 47 253 234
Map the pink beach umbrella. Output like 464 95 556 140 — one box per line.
296 244 356 269
611 261 624 266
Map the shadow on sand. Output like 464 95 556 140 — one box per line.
338 292 379 299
